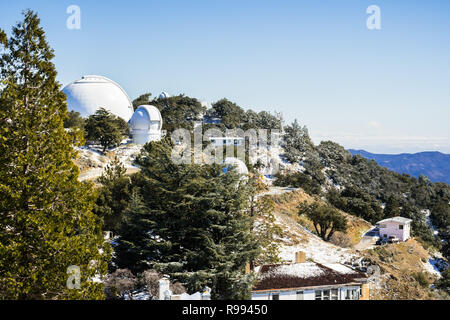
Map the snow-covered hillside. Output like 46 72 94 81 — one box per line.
76 142 142 181
274 210 359 265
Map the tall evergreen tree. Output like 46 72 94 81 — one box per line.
116 139 259 299
94 157 132 233
210 98 245 129
384 195 400 218
151 94 205 133
132 93 152 111
84 108 128 153
0 10 110 299
282 119 313 164
114 188 165 273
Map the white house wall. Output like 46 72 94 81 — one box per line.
251 287 363 300
379 222 410 241
252 290 315 300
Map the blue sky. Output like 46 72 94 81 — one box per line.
1 0 449 153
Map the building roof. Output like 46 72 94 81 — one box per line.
253 262 367 292
210 137 244 140
377 216 413 224
62 75 134 121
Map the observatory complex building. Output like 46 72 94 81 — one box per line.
128 105 163 144
62 75 134 122
63 75 163 145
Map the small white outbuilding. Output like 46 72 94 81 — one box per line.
158 91 170 99
376 216 412 241
129 105 163 145
223 157 249 175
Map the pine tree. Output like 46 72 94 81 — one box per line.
282 119 313 163
84 108 128 153
384 195 400 218
118 139 259 299
114 188 165 273
94 157 132 233
0 10 110 299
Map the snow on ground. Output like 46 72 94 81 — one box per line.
78 168 105 181
423 259 442 277
422 209 439 236
112 143 143 169
275 213 359 265
258 187 299 198
127 290 151 300
76 142 143 181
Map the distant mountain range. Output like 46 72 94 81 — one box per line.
348 150 450 185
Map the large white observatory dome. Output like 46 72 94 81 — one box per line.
62 75 134 121
129 105 163 144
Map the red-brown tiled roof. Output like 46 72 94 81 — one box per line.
253 262 367 291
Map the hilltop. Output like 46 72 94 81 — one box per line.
70 94 449 299
349 150 450 185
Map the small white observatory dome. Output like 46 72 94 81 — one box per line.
158 92 170 99
223 157 249 175
62 75 134 121
129 105 163 144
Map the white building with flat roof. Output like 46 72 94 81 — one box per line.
376 216 412 241
209 137 244 147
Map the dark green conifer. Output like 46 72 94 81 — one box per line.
0 10 110 299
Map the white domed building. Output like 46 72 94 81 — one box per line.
158 92 170 99
129 105 163 144
223 157 249 175
63 75 134 121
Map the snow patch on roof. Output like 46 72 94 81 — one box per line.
323 263 356 274
377 216 412 224
261 263 325 280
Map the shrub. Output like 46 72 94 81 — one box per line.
411 272 430 288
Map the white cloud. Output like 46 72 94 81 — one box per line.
368 121 382 128
311 133 450 154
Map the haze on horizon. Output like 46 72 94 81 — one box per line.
1 0 449 154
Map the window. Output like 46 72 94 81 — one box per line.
323 290 330 300
315 290 322 300
399 225 404 230
296 291 304 300
345 290 351 300
272 293 279 300
331 289 339 300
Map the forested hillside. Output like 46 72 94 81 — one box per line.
349 150 450 185
275 127 450 261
